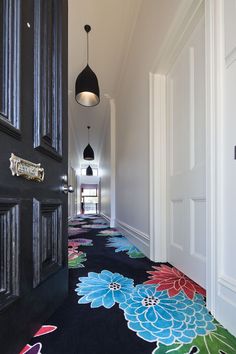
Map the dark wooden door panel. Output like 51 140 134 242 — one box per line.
33 198 63 288
0 0 68 353
0 0 21 138
34 0 63 160
0 198 19 310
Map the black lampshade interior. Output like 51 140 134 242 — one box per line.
86 165 93 176
83 143 94 160
75 65 100 107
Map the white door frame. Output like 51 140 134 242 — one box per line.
149 73 167 262
205 0 226 318
149 0 204 258
149 0 222 314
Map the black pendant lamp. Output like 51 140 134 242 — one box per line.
83 126 94 160
75 25 100 107
86 165 93 176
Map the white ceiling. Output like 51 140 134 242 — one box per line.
68 0 142 168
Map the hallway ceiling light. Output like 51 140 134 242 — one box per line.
83 126 94 160
75 25 100 107
86 165 93 176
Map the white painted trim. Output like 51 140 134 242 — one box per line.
114 0 142 97
189 46 195 170
100 212 111 224
218 275 236 294
100 212 116 229
149 73 167 262
110 99 116 229
97 101 110 165
205 0 225 315
225 46 236 68
115 219 150 258
151 0 204 74
149 1 204 263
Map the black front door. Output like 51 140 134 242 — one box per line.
0 1 68 353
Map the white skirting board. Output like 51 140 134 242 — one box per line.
115 219 150 258
100 213 116 228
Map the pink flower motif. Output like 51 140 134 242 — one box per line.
68 241 80 248
144 264 206 300
20 345 31 354
19 325 57 354
19 343 42 354
34 325 57 337
68 227 88 236
68 227 82 236
68 249 83 261
68 239 92 248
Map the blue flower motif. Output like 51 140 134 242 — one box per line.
75 270 134 309
120 285 216 345
106 236 145 258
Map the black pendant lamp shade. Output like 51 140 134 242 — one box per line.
86 165 93 176
83 143 94 160
83 126 94 160
75 25 100 107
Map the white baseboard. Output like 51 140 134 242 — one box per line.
115 219 150 258
100 213 115 228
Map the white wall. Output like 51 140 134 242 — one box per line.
68 93 80 218
68 94 81 172
100 114 111 219
68 166 77 218
115 0 185 256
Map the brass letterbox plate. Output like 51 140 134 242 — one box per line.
9 153 44 182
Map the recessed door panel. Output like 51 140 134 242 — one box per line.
0 199 19 310
34 0 63 160
33 199 63 287
0 0 21 138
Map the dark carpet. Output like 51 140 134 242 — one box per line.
21 215 236 354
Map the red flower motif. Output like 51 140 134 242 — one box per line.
34 325 57 337
144 264 206 300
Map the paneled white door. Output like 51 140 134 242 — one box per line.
166 17 206 288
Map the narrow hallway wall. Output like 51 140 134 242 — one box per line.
115 0 185 255
100 115 111 220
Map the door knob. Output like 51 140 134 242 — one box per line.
62 184 74 194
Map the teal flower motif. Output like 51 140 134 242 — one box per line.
97 229 122 237
106 236 145 258
120 285 216 345
75 270 134 309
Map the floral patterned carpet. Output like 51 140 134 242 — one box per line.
20 215 236 354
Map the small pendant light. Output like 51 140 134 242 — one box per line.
75 25 100 107
83 126 94 160
86 165 93 176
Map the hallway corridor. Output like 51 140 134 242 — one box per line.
21 216 236 354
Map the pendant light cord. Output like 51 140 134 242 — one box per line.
87 126 90 143
84 24 91 65
87 31 89 65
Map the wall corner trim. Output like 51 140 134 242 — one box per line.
149 73 167 263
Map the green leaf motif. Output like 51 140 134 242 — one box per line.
152 321 236 354
128 250 145 259
69 253 87 269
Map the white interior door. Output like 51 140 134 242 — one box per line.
166 17 206 288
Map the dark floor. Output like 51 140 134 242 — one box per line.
23 215 236 354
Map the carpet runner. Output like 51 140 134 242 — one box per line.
20 215 236 354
